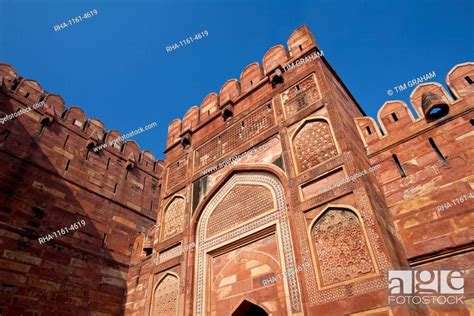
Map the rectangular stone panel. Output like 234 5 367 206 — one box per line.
194 102 276 171
300 167 345 199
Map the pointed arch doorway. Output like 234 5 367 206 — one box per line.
192 171 303 315
232 300 268 316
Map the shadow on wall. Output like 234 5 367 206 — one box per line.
0 82 156 315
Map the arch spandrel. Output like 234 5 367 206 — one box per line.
205 183 276 240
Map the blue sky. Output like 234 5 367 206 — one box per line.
1 0 473 159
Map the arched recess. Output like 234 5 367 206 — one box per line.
160 195 186 241
146 225 158 243
150 272 180 316
231 299 269 316
291 118 339 174
193 171 303 316
307 205 378 290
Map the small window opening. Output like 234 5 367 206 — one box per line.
429 137 446 163
86 142 95 157
113 183 118 193
392 154 406 177
271 73 283 87
32 207 45 219
296 84 300 91
299 44 303 51
222 108 233 120
208 110 211 116
267 104 272 109
39 120 48 135
391 113 399 122
365 126 372 135
470 119 474 126
101 234 107 248
63 135 69 148
241 121 245 128
250 80 253 85
181 137 191 148
106 157 111 169
465 76 473 85
24 92 30 98
65 160 71 171
143 247 152 256
150 200 154 212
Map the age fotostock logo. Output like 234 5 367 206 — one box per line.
388 270 465 306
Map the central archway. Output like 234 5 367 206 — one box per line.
193 171 302 315
232 300 268 316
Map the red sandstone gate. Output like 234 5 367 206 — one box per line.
193 172 303 315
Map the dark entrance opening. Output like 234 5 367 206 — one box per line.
232 300 268 316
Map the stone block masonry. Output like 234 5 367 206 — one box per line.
0 63 163 315
0 100 44 124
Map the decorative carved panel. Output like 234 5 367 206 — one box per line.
281 73 321 118
152 273 179 316
311 209 375 287
293 119 337 172
206 184 274 239
167 157 187 190
194 103 275 171
161 197 185 240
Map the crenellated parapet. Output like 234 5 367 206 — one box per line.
0 62 164 219
0 64 165 316
165 24 319 152
0 62 163 176
354 62 474 154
